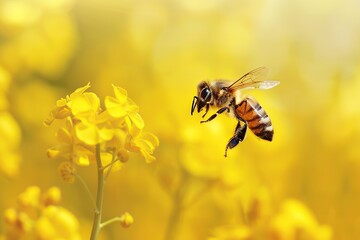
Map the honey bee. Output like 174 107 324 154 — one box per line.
190 67 279 157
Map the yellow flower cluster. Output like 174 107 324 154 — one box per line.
209 190 332 240
0 0 76 77
2 186 80 240
45 83 159 181
0 66 21 177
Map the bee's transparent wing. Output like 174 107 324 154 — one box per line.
227 67 279 92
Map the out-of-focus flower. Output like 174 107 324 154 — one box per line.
0 0 76 77
42 186 62 206
0 112 21 177
45 83 159 181
269 199 332 240
36 206 80 240
0 66 10 109
209 191 332 240
0 66 21 177
208 225 252 240
17 186 41 213
3 186 81 240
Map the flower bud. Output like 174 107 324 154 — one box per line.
58 161 76 183
117 149 129 163
119 212 134 228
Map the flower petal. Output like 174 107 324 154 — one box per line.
44 112 55 126
141 132 159 147
56 98 67 107
105 96 127 118
129 112 144 129
73 152 91 166
56 127 71 143
98 125 114 142
75 122 100 145
69 82 91 100
47 144 71 160
140 149 156 163
70 92 100 117
112 85 127 103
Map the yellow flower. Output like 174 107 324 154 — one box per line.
35 206 81 240
46 83 159 167
246 188 272 226
3 186 81 240
209 225 252 240
0 66 11 110
209 192 333 240
0 66 21 177
4 208 33 235
269 199 332 240
74 118 114 146
68 89 116 146
0 0 76 77
69 91 100 119
127 126 160 163
0 113 21 177
45 84 158 238
44 83 91 126
47 117 95 166
42 187 62 206
105 84 144 130
17 186 41 211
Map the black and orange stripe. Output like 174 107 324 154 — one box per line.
235 97 273 141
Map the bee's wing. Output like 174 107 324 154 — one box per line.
227 67 279 92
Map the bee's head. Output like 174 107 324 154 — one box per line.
191 81 212 115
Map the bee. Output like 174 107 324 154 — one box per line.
190 67 279 157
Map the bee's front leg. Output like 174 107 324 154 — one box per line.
224 121 247 157
200 106 230 123
202 104 210 118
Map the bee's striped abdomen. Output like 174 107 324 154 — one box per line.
235 97 273 141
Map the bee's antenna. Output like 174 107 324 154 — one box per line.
191 96 198 115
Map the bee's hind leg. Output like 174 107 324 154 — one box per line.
224 121 247 157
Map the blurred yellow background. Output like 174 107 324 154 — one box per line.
1 0 360 239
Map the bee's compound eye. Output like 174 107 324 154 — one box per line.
200 88 211 101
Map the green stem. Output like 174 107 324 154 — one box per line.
101 149 117 171
164 199 182 240
163 171 187 240
102 161 115 170
104 150 117 182
100 217 121 229
75 172 97 211
90 144 105 240
238 199 248 225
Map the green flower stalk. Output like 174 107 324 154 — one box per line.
45 83 159 239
